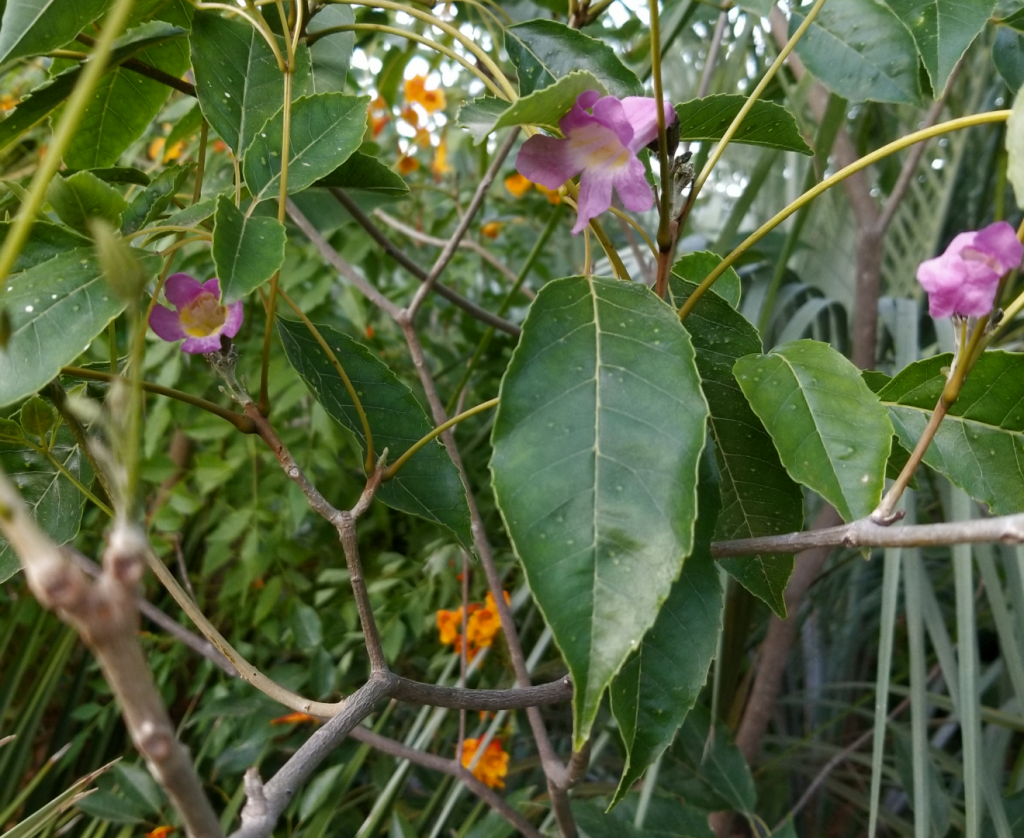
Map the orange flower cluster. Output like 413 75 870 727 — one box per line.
460 737 509 788
270 711 319 726
148 136 184 163
145 827 176 838
504 172 561 203
436 591 509 660
368 95 391 138
369 75 452 180
404 75 446 113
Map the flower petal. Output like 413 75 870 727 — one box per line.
164 273 205 308
972 221 1023 273
621 97 677 152
516 134 582 190
559 90 602 136
222 300 244 338
613 155 654 212
181 334 224 354
202 278 222 299
589 95 634 149
573 166 615 235
149 304 185 341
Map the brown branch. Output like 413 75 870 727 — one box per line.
348 727 545 838
321 192 521 336
710 507 1024 557
406 129 520 318
389 674 573 709
0 474 222 838
229 675 391 838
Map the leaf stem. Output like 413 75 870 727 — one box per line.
60 366 256 434
276 288 376 471
327 0 517 100
649 0 673 298
38 447 114 517
308 24 508 100
0 0 136 291
384 398 498 480
678 110 1011 321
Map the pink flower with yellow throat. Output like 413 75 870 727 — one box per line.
149 273 243 353
515 90 676 234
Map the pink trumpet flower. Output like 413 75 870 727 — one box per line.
916 221 1023 319
149 273 243 354
515 90 676 235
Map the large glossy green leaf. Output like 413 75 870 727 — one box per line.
670 270 802 617
791 0 921 105
0 0 110 65
675 95 812 155
120 163 193 235
277 319 472 543
491 71 606 134
505 19 642 98
0 422 94 584
0 247 158 407
243 93 368 204
609 454 724 805
307 5 354 94
212 195 286 302
571 798 714 838
190 11 311 155
314 152 409 195
662 704 756 814
0 221 90 271
734 340 893 522
878 352 1024 515
62 21 189 168
46 170 128 233
883 0 995 95
995 26 1024 91
490 276 708 747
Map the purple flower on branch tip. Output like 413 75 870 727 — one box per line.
149 273 243 354
515 90 677 235
917 221 1023 319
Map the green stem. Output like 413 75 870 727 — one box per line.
384 399 498 480
678 110 1011 322
446 204 563 414
649 0 673 298
61 366 256 434
0 0 137 291
276 289 376 471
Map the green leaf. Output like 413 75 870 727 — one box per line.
0 22 185 153
0 423 94 583
62 21 189 169
669 271 802 618
456 97 513 144
163 195 216 229
734 340 894 522
0 248 158 407
675 95 812 155
314 151 409 195
112 764 164 813
671 251 740 308
190 11 311 155
242 92 369 204
610 798 715 838
995 27 1024 91
46 171 128 234
212 195 286 302
878 351 1024 515
120 163 193 234
609 452 724 805
663 704 756 814
490 276 708 746
308 5 354 94
290 601 323 649
505 19 642 98
74 790 148 824
19 395 54 436
0 221 90 272
277 319 472 543
791 0 922 105
882 0 995 95
0 0 111 65
70 167 150 186
492 70 607 133
165 101 204 149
